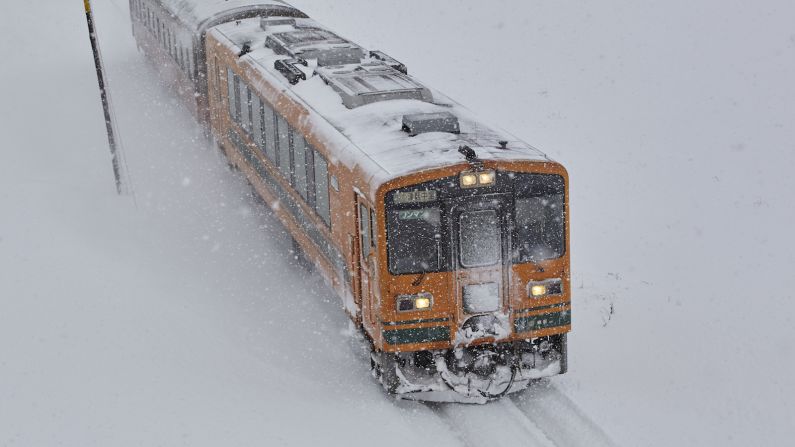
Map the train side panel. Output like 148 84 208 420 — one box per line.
205 31 374 329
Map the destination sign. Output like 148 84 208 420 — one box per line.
398 209 432 220
393 189 437 204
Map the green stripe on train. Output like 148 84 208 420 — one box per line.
383 326 450 345
514 310 571 334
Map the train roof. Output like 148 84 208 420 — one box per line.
211 18 552 187
160 0 299 30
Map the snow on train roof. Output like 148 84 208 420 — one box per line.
212 18 551 186
160 0 295 29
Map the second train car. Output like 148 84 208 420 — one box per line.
131 0 570 402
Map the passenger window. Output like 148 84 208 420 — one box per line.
292 131 308 199
226 68 236 121
251 95 262 147
215 58 222 101
276 115 291 180
243 87 252 132
314 152 330 226
360 204 371 257
261 101 276 162
232 74 241 122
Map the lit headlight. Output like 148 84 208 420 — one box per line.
460 170 496 188
460 173 477 187
478 171 495 185
530 284 547 297
397 292 433 311
528 279 563 298
415 297 431 309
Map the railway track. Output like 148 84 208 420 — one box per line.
425 382 615 447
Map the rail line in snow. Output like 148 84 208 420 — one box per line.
422 382 615 447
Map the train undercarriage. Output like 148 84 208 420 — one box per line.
370 334 567 404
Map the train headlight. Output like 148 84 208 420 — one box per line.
397 292 433 311
415 297 431 309
528 279 563 298
530 284 547 297
460 173 477 187
460 170 495 188
478 171 495 186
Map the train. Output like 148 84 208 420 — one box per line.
129 0 571 403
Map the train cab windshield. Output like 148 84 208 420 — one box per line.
387 207 443 274
386 172 565 275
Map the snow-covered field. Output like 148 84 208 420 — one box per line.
1 0 793 445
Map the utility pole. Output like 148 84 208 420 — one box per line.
83 0 128 195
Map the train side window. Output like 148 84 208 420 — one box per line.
188 53 194 81
276 114 292 181
314 152 330 226
251 94 262 147
233 74 241 122
243 86 252 132
292 131 308 200
226 68 236 122
360 204 371 258
370 209 377 248
215 59 222 101
261 101 276 162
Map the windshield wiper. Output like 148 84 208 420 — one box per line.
412 271 427 287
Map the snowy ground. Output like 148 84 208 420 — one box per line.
1 0 793 446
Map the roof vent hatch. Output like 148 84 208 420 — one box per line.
402 112 460 136
260 17 296 31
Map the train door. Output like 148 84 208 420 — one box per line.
450 195 511 334
355 195 375 325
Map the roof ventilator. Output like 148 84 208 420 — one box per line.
275 58 308 85
369 50 407 74
402 112 460 136
260 17 296 31
316 64 433 108
265 27 364 67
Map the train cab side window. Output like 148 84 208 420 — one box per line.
292 131 309 200
276 114 292 181
370 209 377 248
360 204 371 258
261 101 276 162
314 152 331 226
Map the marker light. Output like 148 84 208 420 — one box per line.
460 173 477 187
530 284 548 297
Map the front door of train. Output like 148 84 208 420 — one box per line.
450 194 511 338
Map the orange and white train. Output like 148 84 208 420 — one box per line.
130 0 570 402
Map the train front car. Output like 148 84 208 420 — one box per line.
203 11 570 402
372 159 570 402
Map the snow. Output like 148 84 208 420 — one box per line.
212 17 549 190
160 0 297 30
2 0 794 446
